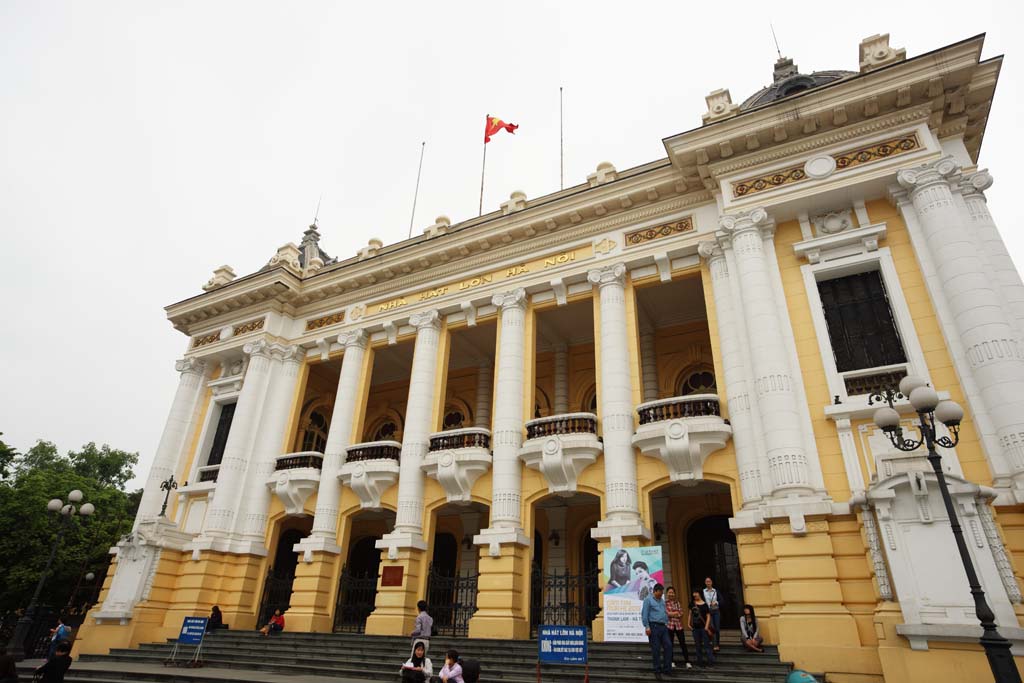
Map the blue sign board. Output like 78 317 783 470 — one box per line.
538 625 588 665
178 617 208 645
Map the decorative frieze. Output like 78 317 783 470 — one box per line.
305 311 346 332
624 216 694 247
731 133 920 198
192 331 221 348
232 318 265 336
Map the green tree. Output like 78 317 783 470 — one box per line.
0 433 16 480
0 440 140 613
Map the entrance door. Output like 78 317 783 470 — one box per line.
686 516 744 627
258 527 305 625
426 532 479 637
581 536 600 627
333 536 382 633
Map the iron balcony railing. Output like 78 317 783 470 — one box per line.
428 428 491 452
345 440 402 463
274 452 325 471
636 394 722 425
525 412 599 440
197 465 220 483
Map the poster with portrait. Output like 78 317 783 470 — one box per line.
602 545 664 642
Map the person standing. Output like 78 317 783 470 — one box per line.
410 600 433 647
702 577 722 652
688 590 714 668
34 641 72 682
641 583 673 679
664 587 692 670
47 618 71 659
740 604 764 652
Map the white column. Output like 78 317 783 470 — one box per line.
898 159 1024 480
698 241 763 505
379 310 443 552
236 345 305 552
639 325 659 402
475 289 530 551
588 264 648 543
553 343 569 414
135 357 207 528
960 171 1024 339
545 506 567 573
301 329 369 554
201 339 276 540
474 361 493 428
719 209 813 495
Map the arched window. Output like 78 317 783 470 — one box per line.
373 420 398 441
443 408 466 430
676 368 717 396
301 410 330 453
581 385 598 413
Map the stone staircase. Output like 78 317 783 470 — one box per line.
23 629 801 683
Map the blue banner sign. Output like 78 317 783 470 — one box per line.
178 617 208 645
538 625 587 665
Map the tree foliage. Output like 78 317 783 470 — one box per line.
0 439 141 612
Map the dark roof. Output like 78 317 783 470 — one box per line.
740 56 855 111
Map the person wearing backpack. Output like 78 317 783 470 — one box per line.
47 618 71 660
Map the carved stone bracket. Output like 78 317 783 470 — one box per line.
632 399 733 484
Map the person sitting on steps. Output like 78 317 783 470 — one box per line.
439 649 463 683
400 640 432 682
258 609 285 636
740 604 765 653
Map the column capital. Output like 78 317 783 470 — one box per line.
409 309 441 331
896 156 961 194
587 263 626 289
243 338 274 358
719 207 774 237
174 357 207 376
491 287 527 311
337 328 369 349
959 169 994 201
697 240 724 261
275 343 305 365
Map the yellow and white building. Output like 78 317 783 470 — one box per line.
76 32 1024 682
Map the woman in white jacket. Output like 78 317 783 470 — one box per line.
401 640 433 682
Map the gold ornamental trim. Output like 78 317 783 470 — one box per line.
624 216 694 247
305 311 346 332
233 318 265 336
192 332 220 348
731 132 921 198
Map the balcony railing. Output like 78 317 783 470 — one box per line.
197 465 220 483
526 412 599 440
637 395 721 425
275 452 324 471
429 428 491 452
345 440 402 463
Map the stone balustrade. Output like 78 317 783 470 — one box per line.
197 465 220 483
520 413 602 496
423 428 493 504
345 440 403 463
429 428 492 452
632 394 732 483
637 394 722 425
525 412 599 439
274 452 325 471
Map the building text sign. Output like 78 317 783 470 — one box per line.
538 625 588 665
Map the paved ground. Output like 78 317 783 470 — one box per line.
22 659 380 683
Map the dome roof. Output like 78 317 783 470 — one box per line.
740 56 855 111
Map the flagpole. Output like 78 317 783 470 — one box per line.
407 141 426 239
478 138 488 216
560 86 564 190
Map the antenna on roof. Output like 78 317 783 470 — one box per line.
313 194 322 227
770 23 783 59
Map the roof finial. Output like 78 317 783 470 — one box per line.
312 194 322 228
770 23 783 59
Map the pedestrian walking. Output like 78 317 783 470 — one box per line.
740 604 764 652
688 590 714 668
641 583 673 679
664 587 692 670
400 639 432 682
47 618 71 659
34 641 72 683
702 577 722 651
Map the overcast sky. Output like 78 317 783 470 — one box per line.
2 1 1021 491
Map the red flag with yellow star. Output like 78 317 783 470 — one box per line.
484 114 518 143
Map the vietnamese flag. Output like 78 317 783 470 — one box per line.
484 114 518 143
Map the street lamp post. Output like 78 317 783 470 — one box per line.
871 376 1021 683
9 490 95 660
158 475 178 518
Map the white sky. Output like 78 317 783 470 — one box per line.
2 1 1022 490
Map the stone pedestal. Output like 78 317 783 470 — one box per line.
364 548 426 636
467 544 531 639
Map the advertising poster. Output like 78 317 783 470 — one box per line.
602 545 663 642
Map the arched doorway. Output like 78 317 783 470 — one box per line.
426 532 459 633
686 515 744 628
333 508 394 633
258 519 311 625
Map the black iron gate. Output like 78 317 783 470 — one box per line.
530 567 601 635
258 571 296 626
332 564 379 633
425 564 479 637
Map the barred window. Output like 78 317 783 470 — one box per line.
301 410 329 453
207 402 236 467
817 270 907 372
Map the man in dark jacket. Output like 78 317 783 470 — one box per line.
34 641 71 682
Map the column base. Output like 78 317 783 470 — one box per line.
294 534 341 560
375 530 428 560
364 547 425 636
473 526 530 557
286 551 341 633
729 495 849 536
186 534 269 559
467 544 530 640
590 518 651 546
